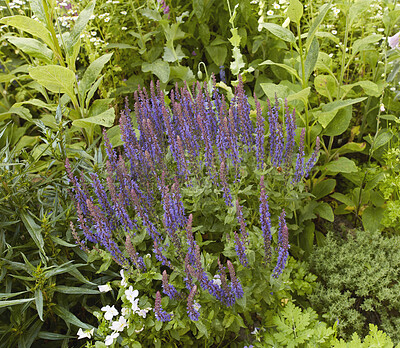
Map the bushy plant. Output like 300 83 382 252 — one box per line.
308 228 400 343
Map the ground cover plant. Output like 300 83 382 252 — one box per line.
1 0 400 347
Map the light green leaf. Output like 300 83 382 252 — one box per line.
29 0 46 23
0 298 34 308
323 105 352 137
230 46 245 76
193 0 204 18
287 0 303 24
349 0 374 27
371 131 392 152
0 106 33 122
314 202 334 222
336 142 366 155
314 74 337 99
206 45 227 66
362 207 383 232
0 73 16 83
258 23 295 43
341 80 381 97
260 59 300 81
312 179 336 200
29 65 76 100
260 82 291 101
305 2 332 49
287 87 310 108
13 99 57 111
304 37 319 81
0 16 54 51
66 0 95 54
79 52 113 98
142 59 170 83
7 37 53 63
72 108 115 128
324 157 358 174
35 289 44 321
352 34 383 55
20 211 45 256
53 286 99 295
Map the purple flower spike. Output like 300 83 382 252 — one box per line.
254 94 265 170
292 128 306 184
233 231 248 267
219 161 233 207
259 176 272 263
273 210 290 278
304 137 320 179
187 285 200 321
154 291 172 322
162 270 179 299
227 260 244 299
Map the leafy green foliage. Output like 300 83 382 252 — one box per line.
309 229 400 344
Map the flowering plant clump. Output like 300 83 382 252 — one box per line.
67 76 320 345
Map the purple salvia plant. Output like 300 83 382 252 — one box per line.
227 260 244 299
219 161 232 207
154 291 172 322
292 128 306 184
187 285 200 321
283 101 297 171
125 235 146 272
273 210 289 278
235 199 248 242
233 231 248 267
259 176 272 263
304 137 320 179
162 270 179 299
255 94 265 170
217 259 235 306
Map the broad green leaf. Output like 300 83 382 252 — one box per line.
206 45 227 66
72 108 115 128
20 211 45 256
331 192 356 207
317 97 367 128
37 332 75 340
303 37 319 81
301 221 315 256
312 179 336 200
362 207 383 232
66 0 95 54
0 298 34 308
258 23 295 43
371 131 392 152
29 0 46 23
341 80 381 97
323 105 352 137
15 135 40 154
259 60 300 81
53 286 99 295
79 52 113 99
53 304 92 330
194 321 208 338
0 16 54 51
13 99 57 111
0 73 16 83
7 37 53 63
140 8 162 21
349 0 373 27
352 34 383 55
260 82 291 101
170 66 195 82
29 65 76 100
286 87 310 107
142 59 170 83
324 157 358 174
35 289 43 321
336 142 366 155
314 75 337 98
193 0 204 19
305 2 332 49
287 0 303 24
315 202 334 222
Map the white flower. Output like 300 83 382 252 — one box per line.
121 307 130 317
91 31 97 36
380 103 385 112
282 17 290 28
99 13 106 19
101 305 119 321
212 275 222 286
273 2 280 9
105 332 119 346
267 10 274 16
135 326 144 333
131 299 140 312
120 269 128 287
77 328 94 339
110 316 128 332
251 327 259 335
193 301 201 311
125 286 138 303
332 30 337 35
104 17 110 22
121 27 128 30
98 284 112 293
120 11 127 15
138 307 151 318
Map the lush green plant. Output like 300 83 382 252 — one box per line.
308 228 400 343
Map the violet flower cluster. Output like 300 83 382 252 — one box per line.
67 76 320 323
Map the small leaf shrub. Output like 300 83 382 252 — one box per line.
308 228 400 344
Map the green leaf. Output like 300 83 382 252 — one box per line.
193 0 204 19
7 37 53 63
352 34 383 55
301 221 315 255
0 73 16 83
0 16 54 51
287 87 310 107
341 80 381 97
331 192 355 207
317 97 367 128
314 202 334 222
259 60 300 81
53 304 92 329
142 59 170 83
314 74 337 99
13 99 57 111
324 157 358 174
230 46 245 76
258 23 296 43
323 105 352 137
371 131 392 152
20 211 45 257
312 179 336 200
35 289 43 321
72 108 115 128
0 298 34 308
287 0 303 24
336 142 366 155
66 0 95 54
305 2 332 50
303 37 319 82
362 207 383 232
79 52 113 100
194 321 208 338
206 45 227 66
29 65 76 101
53 286 99 295
29 0 46 23
37 332 74 340
0 106 33 122
349 0 374 27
